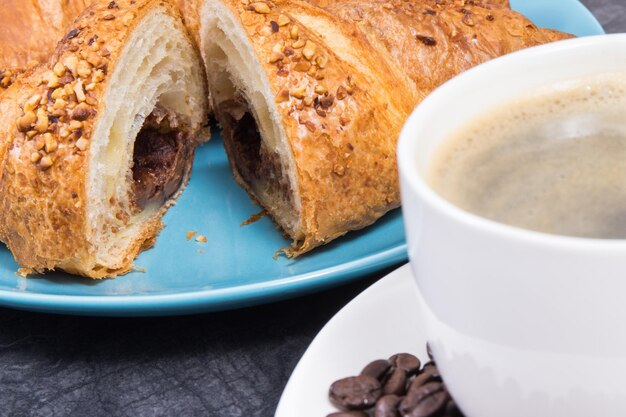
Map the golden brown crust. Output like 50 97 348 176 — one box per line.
0 0 91 70
207 0 570 255
305 0 510 9
0 0 199 278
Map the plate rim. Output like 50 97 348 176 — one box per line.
0 244 407 316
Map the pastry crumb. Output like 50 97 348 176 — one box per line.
196 249 205 254
195 235 208 243
241 209 267 226
186 230 197 241
16 268 33 278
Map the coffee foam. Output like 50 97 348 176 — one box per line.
428 73 626 239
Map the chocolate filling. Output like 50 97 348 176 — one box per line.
131 116 188 210
220 99 293 210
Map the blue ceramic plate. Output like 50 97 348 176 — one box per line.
0 1 604 316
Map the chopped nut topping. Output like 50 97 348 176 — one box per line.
75 137 89 151
74 80 86 102
35 110 49 133
65 28 80 40
333 164 345 176
251 2 270 14
16 112 37 133
290 25 299 40
122 12 135 26
26 130 38 138
25 94 42 111
291 84 307 99
59 127 71 138
277 89 290 102
319 94 335 108
315 55 328 69
71 103 91 121
35 135 45 150
416 35 437 46
278 14 290 26
53 62 66 77
316 109 326 117
30 152 42 163
44 134 58 153
77 60 92 78
103 14 115 20
294 60 311 72
63 55 79 77
69 120 83 131
269 52 285 64
47 73 61 88
336 86 347 100
292 39 305 49
39 156 53 170
92 69 105 83
53 98 67 110
86 52 102 68
64 83 75 98
270 20 279 32
269 43 284 63
314 84 327 95
302 40 316 61
51 88 66 100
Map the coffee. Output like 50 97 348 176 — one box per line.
428 75 626 239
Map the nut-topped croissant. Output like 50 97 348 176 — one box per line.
0 0 207 277
193 0 570 256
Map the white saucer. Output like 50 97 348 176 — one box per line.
275 264 428 417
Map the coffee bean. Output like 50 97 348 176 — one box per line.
409 365 441 390
400 382 448 417
329 375 382 410
426 343 434 362
389 353 421 376
327 412 369 417
374 394 401 417
421 362 440 378
382 367 407 396
328 348 465 417
442 400 463 417
361 359 392 381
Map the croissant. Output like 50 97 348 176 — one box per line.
0 0 207 277
191 0 570 255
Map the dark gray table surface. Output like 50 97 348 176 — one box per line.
1 1 624 416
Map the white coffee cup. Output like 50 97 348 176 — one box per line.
397 34 626 417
